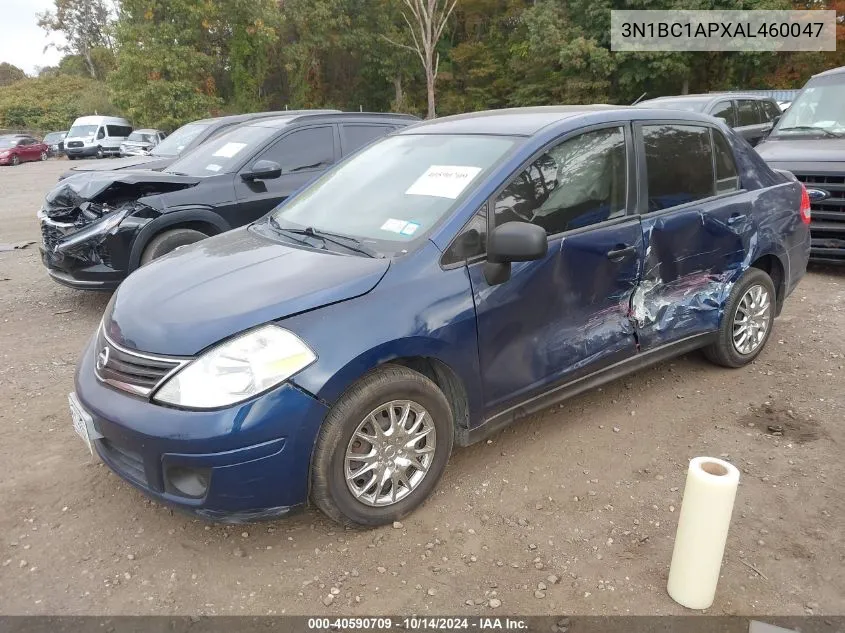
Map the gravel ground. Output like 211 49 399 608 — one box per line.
0 159 843 616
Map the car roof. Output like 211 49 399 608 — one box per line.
191 110 341 127
813 65 845 78
397 105 623 136
132 128 161 133
643 93 774 104
247 112 420 129
403 105 728 137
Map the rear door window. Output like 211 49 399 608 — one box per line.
736 100 760 126
258 126 335 173
341 125 394 155
641 124 714 211
712 129 740 194
761 100 781 122
710 101 736 127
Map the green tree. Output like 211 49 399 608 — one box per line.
110 0 223 129
0 63 27 87
38 0 115 80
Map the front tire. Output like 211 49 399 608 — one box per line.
311 365 454 527
139 228 209 265
703 268 776 368
11 154 19 166
95 146 104 159
40 150 48 161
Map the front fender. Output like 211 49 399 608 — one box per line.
128 208 231 271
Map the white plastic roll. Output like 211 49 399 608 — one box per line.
667 456 740 610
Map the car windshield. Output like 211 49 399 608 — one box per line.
269 134 520 255
0 137 18 148
772 76 845 137
641 98 708 112
165 124 277 177
128 132 154 142
67 125 98 138
151 122 209 157
44 132 64 143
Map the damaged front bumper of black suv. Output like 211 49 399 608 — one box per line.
38 173 199 290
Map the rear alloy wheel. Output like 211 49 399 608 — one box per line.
11 154 19 166
40 150 48 161
703 268 776 368
311 365 453 526
140 228 209 265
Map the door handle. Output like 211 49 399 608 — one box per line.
727 213 747 225
606 245 637 261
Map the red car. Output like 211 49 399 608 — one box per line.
0 134 49 166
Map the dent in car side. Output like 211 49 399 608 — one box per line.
289 118 806 445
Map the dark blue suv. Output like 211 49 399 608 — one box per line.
70 106 810 526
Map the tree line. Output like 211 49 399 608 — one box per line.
2 0 844 133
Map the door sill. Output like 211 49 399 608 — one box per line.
456 332 716 447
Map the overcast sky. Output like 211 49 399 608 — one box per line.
1 0 66 75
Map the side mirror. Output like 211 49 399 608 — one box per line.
484 221 547 285
242 159 282 181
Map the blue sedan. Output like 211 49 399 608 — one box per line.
71 105 810 526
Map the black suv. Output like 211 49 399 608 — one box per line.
637 93 782 147
756 66 845 264
61 111 339 178
39 112 419 289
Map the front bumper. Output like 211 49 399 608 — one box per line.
40 243 125 291
74 334 330 521
65 145 99 157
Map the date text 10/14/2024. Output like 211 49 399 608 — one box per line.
306 617 529 630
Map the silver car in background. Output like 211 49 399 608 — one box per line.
119 129 167 157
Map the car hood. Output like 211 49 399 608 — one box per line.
64 155 173 175
44 171 201 220
104 226 391 356
756 137 845 164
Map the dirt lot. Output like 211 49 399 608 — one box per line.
0 159 843 616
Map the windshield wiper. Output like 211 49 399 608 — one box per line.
776 126 844 138
270 222 383 258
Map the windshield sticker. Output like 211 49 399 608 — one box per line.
380 218 409 234
405 165 483 199
400 222 420 236
212 142 247 158
205 163 222 172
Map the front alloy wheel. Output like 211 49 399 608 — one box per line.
311 365 453 527
345 400 436 507
40 150 47 161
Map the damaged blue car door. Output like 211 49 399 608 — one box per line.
467 124 644 417
632 121 754 349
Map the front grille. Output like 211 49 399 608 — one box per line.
794 173 845 220
66 141 83 148
794 173 845 261
99 439 147 485
95 327 187 397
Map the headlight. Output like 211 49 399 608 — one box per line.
153 325 316 409
55 209 129 251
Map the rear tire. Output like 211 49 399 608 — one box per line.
311 365 454 527
140 228 209 265
703 268 776 368
95 146 104 159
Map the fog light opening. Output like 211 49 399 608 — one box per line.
166 466 210 498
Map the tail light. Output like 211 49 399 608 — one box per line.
799 183 812 225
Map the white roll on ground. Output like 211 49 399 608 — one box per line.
667 456 741 610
